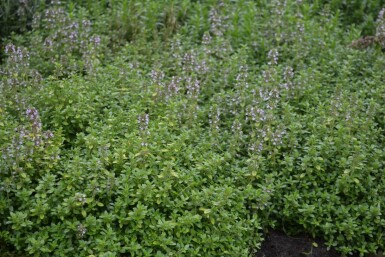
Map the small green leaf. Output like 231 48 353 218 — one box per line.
199 208 211 214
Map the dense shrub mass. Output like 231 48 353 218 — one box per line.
1 0 385 256
312 0 385 35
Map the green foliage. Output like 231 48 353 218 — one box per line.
1 0 385 256
0 0 46 38
312 0 385 35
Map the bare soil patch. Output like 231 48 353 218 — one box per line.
255 230 360 257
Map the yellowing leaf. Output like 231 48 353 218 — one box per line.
199 208 211 214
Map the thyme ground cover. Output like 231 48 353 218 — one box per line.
1 1 385 256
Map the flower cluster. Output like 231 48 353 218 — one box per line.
43 3 67 29
2 107 58 174
330 91 343 117
376 8 385 47
280 66 295 91
75 192 87 205
166 76 182 101
249 142 264 154
258 88 280 104
246 106 267 123
248 125 286 155
32 0 102 74
231 119 243 138
267 49 279 66
202 32 213 55
209 105 221 133
186 77 200 100
150 69 166 100
226 93 241 116
138 114 150 133
297 22 305 36
271 127 286 146
261 61 279 87
138 113 150 147
213 38 233 59
182 51 209 75
1 43 41 100
4 43 29 68
77 224 87 238
170 37 183 61
16 0 29 18
235 66 249 89
26 107 42 134
209 6 228 37
150 69 165 83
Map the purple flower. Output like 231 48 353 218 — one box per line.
26 107 42 131
186 77 200 99
138 113 150 135
268 49 279 65
77 224 87 238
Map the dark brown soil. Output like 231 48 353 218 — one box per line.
255 230 359 257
